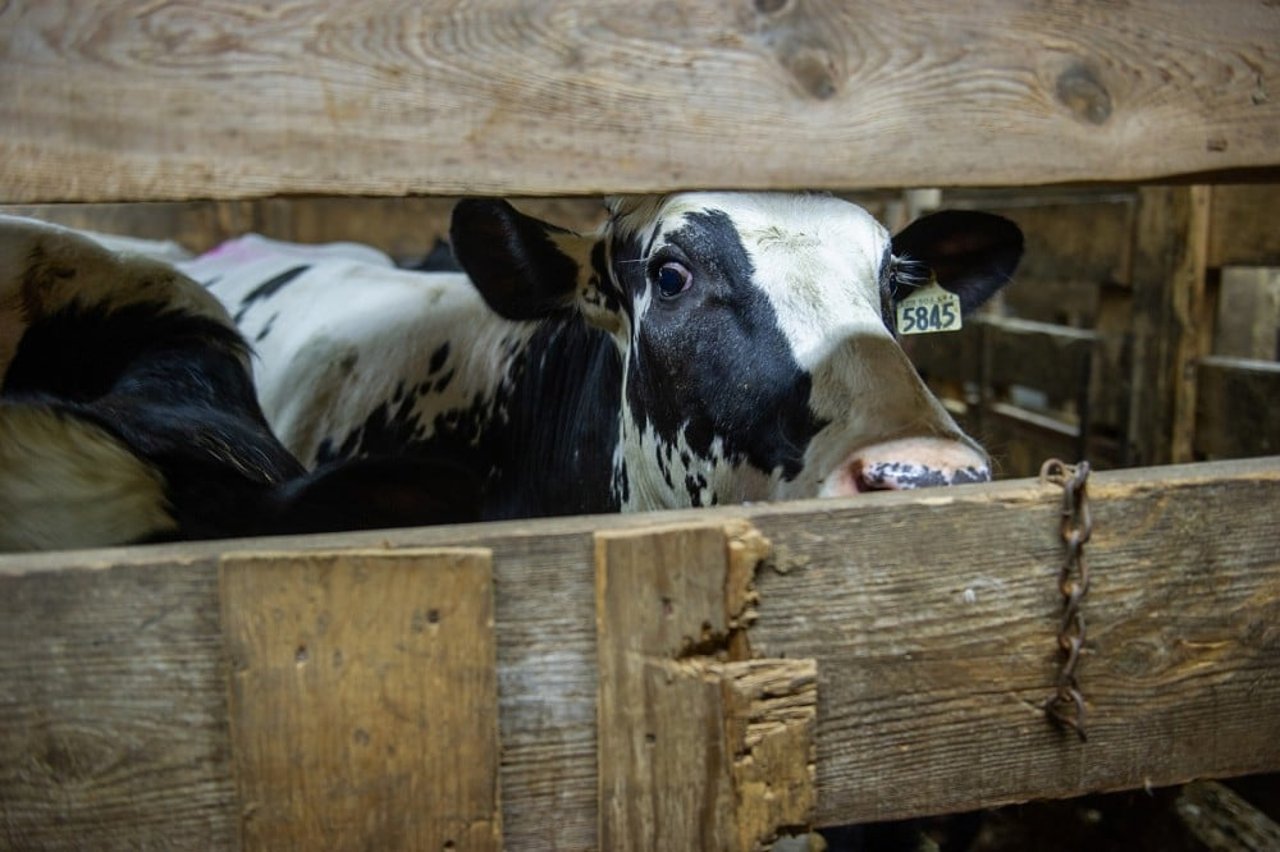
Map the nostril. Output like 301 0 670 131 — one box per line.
854 461 898 492
819 438 991 498
857 460 989 491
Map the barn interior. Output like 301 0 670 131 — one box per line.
2 2 1279 850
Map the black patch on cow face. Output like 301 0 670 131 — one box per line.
234 264 309 322
614 209 826 487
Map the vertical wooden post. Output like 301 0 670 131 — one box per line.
1127 186 1212 465
595 522 817 852
220 548 502 852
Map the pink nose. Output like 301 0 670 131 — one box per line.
820 437 991 497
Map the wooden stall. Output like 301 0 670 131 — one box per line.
910 184 1280 477
3 1 1280 849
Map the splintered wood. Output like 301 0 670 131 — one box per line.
218 548 502 852
595 522 817 852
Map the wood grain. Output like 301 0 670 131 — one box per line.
1 458 1278 845
1175 780 1280 852
219 548 502 852
1 1 1278 202
1127 186 1213 465
0 560 237 850
1209 185 1280 268
1213 267 1280 361
594 524 816 851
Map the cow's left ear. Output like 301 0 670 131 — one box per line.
450 199 611 325
890 211 1024 314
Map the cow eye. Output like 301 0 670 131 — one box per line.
654 262 692 299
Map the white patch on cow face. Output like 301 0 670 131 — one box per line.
0 404 176 551
606 193 981 508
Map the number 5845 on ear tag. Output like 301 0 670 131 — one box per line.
896 280 962 336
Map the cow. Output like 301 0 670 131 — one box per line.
0 215 479 551
192 192 1022 521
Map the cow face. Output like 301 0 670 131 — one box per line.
451 193 1022 510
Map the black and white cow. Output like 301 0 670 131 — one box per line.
0 216 479 551
194 193 1021 521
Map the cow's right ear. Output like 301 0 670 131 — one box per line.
450 198 599 322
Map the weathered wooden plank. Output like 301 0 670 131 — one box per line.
2 2 1278 202
594 524 815 851
249 196 607 263
1127 186 1213 465
1 458 1278 844
1086 281 1133 466
983 316 1096 403
220 548 502 852
979 402 1082 479
0 560 237 850
1175 780 1280 852
1209 185 1280 268
0 201 253 254
0 198 606 261
946 190 1135 305
1213 267 1280 361
1195 356 1280 460
754 459 1280 824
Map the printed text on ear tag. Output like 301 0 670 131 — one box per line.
896 280 962 335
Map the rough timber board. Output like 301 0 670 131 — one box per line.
220 549 502 852
1 459 1278 848
0 560 237 850
2 1 1279 202
594 525 817 851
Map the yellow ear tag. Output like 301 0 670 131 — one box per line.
896 280 963 335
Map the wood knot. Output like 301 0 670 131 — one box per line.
1056 64 1112 125
783 47 839 101
754 0 792 14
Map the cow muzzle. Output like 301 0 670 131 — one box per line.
819 437 991 496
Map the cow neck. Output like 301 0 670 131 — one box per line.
479 311 623 520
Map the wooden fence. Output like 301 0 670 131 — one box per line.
3 459 1278 849
910 185 1280 477
3 0 1280 849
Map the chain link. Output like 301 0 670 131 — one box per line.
1039 458 1093 741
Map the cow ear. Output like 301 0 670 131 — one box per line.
450 198 595 321
890 210 1024 314
266 455 484 535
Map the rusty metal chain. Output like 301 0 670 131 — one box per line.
1039 458 1093 741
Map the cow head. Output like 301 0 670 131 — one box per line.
451 193 1022 510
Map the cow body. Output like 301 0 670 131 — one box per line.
196 193 1022 521
0 217 478 551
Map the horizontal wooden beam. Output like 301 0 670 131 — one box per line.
2 458 1279 847
2 1 1278 202
1195 357 1280 460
